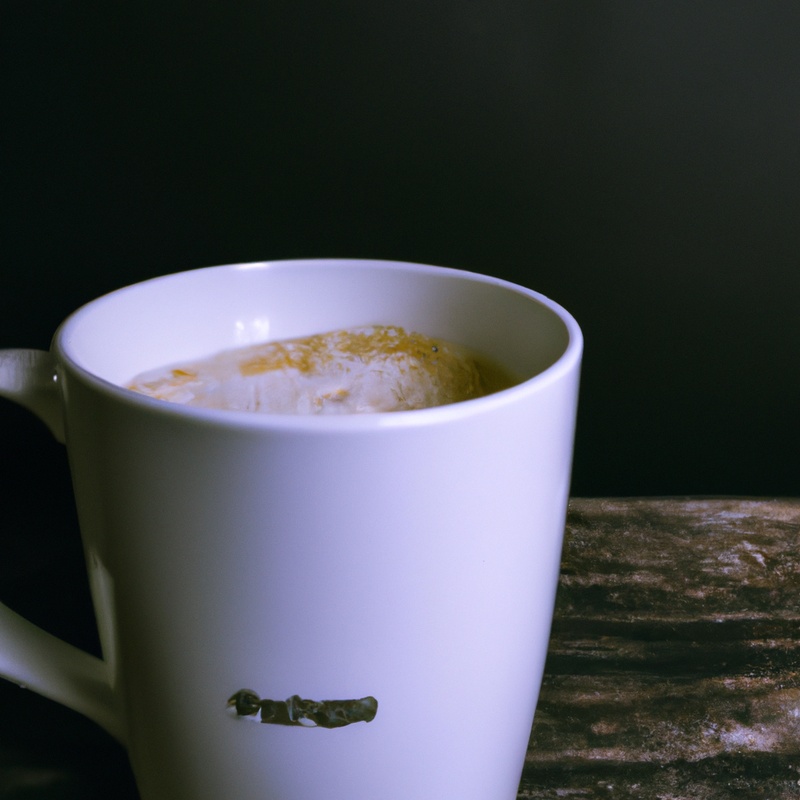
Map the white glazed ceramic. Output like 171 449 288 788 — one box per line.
0 259 582 800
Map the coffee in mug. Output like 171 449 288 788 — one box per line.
0 259 582 800
127 324 518 414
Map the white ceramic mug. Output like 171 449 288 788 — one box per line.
0 259 582 799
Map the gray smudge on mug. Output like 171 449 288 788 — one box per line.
227 690 378 729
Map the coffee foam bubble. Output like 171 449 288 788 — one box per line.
127 326 487 414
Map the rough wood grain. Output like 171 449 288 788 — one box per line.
521 497 800 800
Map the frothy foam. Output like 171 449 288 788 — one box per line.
127 326 491 414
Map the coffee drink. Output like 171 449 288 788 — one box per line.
127 325 517 414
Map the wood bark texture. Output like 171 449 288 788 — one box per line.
521 497 800 799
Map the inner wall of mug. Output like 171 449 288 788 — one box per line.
57 260 573 389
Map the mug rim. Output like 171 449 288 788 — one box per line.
53 258 583 431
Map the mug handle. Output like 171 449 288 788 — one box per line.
0 349 122 742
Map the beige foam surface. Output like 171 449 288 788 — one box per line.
127 326 486 414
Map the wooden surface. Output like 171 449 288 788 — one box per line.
521 497 800 799
3 497 800 798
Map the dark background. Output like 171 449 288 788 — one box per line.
1 2 799 797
